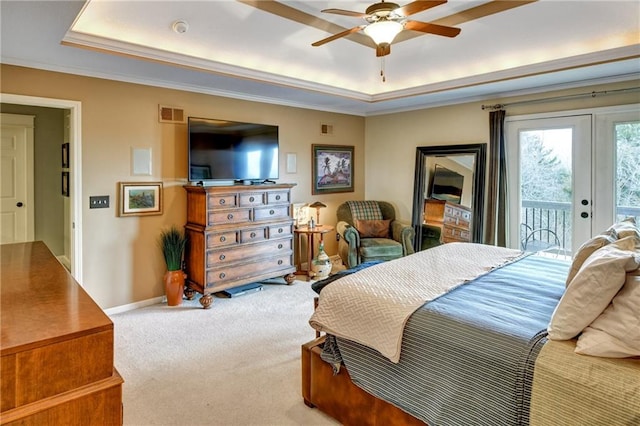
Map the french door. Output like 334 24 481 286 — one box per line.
507 115 592 256
506 106 640 256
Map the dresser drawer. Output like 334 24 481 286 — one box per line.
208 208 252 226
444 204 472 222
205 252 293 288
267 190 289 205
206 239 292 268
240 227 268 243
206 230 239 248
254 205 290 221
443 214 470 228
268 223 293 239
239 192 265 207
208 193 238 209
443 225 470 242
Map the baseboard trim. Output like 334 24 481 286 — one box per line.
104 296 164 316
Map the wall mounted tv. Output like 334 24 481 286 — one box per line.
430 164 464 204
188 117 279 183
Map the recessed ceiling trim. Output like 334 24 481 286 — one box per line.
370 45 640 102
62 30 640 107
61 32 372 101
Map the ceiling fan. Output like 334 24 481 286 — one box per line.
311 0 461 57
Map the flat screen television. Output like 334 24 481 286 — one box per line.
430 164 464 204
188 117 279 183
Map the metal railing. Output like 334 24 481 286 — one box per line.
521 200 640 255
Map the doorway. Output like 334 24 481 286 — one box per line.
506 105 640 256
0 94 83 282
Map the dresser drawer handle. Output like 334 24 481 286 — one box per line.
249 196 255 202
219 254 226 261
227 213 234 220
269 209 275 215
220 236 226 242
275 195 281 200
219 272 226 279
250 232 256 238
277 228 283 233
219 199 226 205
278 243 283 249
277 260 283 265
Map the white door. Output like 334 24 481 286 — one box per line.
593 110 640 232
1 113 35 244
506 115 592 256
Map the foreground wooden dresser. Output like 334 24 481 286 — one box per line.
184 183 296 309
424 198 472 243
1 242 123 425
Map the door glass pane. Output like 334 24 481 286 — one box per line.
519 128 572 256
615 121 640 223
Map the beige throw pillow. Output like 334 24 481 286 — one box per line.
606 216 640 240
354 219 391 238
565 232 617 286
575 269 640 357
548 236 640 341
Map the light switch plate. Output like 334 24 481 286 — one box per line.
89 195 109 209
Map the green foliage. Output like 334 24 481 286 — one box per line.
616 122 640 208
159 226 187 271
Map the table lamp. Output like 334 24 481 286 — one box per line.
309 201 327 226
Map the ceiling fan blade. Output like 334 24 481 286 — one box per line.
376 44 391 57
404 20 460 37
394 0 447 17
321 8 367 18
312 26 365 47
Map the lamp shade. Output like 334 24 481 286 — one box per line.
309 202 327 209
364 20 403 45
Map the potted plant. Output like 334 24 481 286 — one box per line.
159 226 188 306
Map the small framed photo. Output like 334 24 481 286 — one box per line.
292 202 309 227
312 144 354 195
61 171 69 197
62 143 70 168
119 182 163 217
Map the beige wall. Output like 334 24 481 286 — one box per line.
1 64 365 308
2 64 638 309
365 81 640 225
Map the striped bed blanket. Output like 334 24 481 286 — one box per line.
309 243 524 363
317 253 569 426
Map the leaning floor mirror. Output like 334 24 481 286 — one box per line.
411 144 486 251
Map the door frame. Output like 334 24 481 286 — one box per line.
1 93 83 283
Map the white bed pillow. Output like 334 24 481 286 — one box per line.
565 232 617 286
548 236 640 341
575 269 640 357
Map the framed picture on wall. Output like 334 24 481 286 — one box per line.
62 143 69 168
312 144 354 195
118 182 163 216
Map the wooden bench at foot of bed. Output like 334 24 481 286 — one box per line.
301 336 425 426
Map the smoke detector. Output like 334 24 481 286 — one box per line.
172 20 189 34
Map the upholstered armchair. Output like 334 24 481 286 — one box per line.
336 200 415 269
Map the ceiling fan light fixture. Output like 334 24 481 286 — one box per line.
364 20 403 45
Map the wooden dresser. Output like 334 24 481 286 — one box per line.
1 242 123 425
424 199 472 243
184 183 296 309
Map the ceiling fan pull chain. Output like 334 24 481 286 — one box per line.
380 57 386 83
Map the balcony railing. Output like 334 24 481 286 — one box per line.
521 200 640 256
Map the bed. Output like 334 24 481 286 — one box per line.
301 221 640 426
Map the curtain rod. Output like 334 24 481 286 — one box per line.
481 87 640 110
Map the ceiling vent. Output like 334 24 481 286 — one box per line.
159 105 185 123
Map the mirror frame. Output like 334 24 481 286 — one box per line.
411 143 487 250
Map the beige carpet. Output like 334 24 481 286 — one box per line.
110 280 339 426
